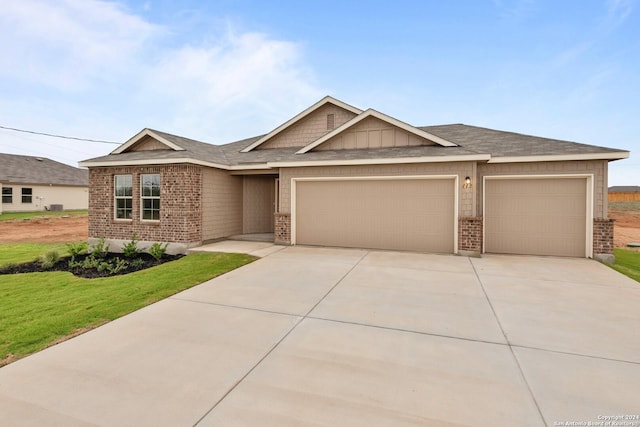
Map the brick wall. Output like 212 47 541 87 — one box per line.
88 164 202 244
458 217 482 252
593 218 614 255
274 213 291 244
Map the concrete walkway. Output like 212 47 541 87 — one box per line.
1 246 638 426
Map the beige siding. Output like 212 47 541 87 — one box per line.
0 184 87 212
127 135 170 152
279 162 474 217
484 178 587 257
477 160 607 217
316 116 436 151
243 176 276 233
295 178 455 253
202 168 242 241
259 104 358 149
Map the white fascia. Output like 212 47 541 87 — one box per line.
296 109 457 154
110 129 186 154
240 96 363 153
488 152 630 163
268 154 490 168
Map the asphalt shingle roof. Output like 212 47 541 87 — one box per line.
81 123 627 167
0 153 88 186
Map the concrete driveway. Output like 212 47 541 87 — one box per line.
0 244 638 426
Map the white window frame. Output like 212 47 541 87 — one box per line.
114 175 133 220
140 174 160 221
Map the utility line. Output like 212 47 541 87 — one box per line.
0 124 120 145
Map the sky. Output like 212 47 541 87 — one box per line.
0 0 637 185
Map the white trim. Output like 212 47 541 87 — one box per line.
140 173 161 222
296 109 457 154
79 157 271 171
482 174 594 258
240 96 363 153
488 152 629 163
269 154 490 168
114 174 133 221
291 175 459 254
111 129 186 154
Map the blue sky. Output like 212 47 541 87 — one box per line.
0 0 637 184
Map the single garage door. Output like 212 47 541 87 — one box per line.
294 178 455 253
484 177 587 257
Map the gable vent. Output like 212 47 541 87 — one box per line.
327 113 335 130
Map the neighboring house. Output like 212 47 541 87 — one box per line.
79 96 629 260
608 186 640 202
0 153 88 213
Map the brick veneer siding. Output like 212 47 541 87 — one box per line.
593 218 614 255
88 164 202 244
458 217 482 253
274 213 291 244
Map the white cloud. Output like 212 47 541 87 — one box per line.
605 0 635 28
0 0 159 89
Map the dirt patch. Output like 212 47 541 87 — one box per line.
0 215 88 243
610 209 640 251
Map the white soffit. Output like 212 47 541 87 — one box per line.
240 96 363 153
296 109 457 154
111 129 186 154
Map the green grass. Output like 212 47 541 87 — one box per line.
609 201 640 212
0 252 255 364
609 248 640 283
0 243 75 266
0 210 87 221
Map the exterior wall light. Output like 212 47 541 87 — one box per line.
464 176 472 188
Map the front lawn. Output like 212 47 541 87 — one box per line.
0 242 73 266
609 248 640 283
0 210 87 221
0 252 255 365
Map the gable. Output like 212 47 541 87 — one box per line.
257 103 358 150
125 135 174 152
313 116 437 151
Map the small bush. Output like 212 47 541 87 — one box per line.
122 233 141 258
109 258 129 274
39 251 60 270
131 258 145 268
68 257 83 269
82 256 101 270
90 237 109 259
148 242 168 261
66 242 88 257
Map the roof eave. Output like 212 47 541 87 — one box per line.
488 152 630 163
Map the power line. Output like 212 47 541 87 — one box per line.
0 124 120 145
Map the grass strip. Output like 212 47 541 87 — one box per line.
0 252 255 364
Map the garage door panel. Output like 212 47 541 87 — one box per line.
295 179 455 253
485 178 587 257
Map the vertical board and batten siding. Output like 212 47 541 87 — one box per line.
315 116 436 151
259 104 358 149
484 177 588 257
294 177 456 253
242 176 276 233
201 168 243 241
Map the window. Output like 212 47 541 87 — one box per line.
21 188 32 204
114 175 133 219
141 174 160 220
2 187 12 204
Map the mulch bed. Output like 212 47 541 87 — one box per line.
0 253 183 279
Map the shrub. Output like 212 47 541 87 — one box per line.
131 258 145 268
109 258 129 274
82 255 101 270
90 237 109 259
122 233 141 258
68 257 83 270
148 242 168 261
66 242 88 257
39 251 60 270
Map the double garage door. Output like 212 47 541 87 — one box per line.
484 177 589 257
292 175 590 257
294 177 456 253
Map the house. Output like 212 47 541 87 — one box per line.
79 96 629 260
608 186 640 202
0 153 88 214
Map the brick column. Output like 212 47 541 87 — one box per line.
274 213 291 245
593 218 614 263
458 217 482 256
